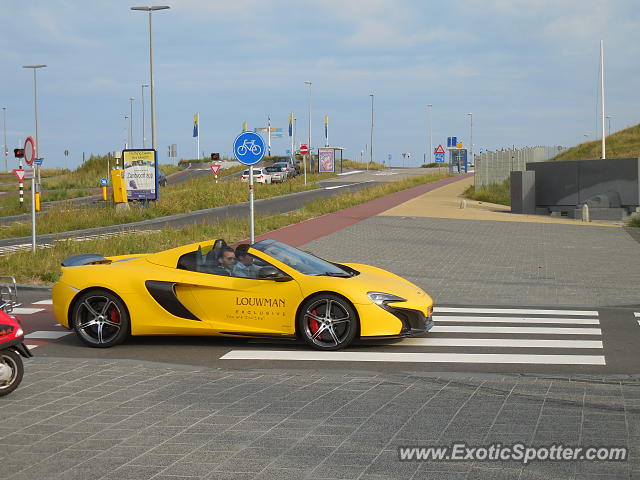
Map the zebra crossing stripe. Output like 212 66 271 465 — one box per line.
433 316 600 325
377 338 603 349
220 350 606 365
434 307 598 316
11 308 44 315
431 326 601 335
635 312 640 318
24 331 71 339
33 299 53 305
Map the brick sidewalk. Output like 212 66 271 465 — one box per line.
1 357 638 480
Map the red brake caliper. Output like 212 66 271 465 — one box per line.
109 307 120 324
309 309 320 335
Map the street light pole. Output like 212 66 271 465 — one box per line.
131 6 170 152
427 104 433 165
304 80 312 182
468 112 473 167
124 116 129 149
605 115 611 137
129 97 134 148
369 93 374 170
141 83 149 148
2 107 7 172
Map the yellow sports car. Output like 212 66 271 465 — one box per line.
52 239 433 350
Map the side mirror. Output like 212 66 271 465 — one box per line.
258 266 292 282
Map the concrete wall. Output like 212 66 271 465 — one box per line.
526 158 640 212
475 146 563 187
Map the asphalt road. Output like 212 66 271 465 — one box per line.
0 167 441 251
15 291 640 375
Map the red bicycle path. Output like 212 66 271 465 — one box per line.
253 173 473 247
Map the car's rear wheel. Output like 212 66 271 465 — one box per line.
71 290 130 348
297 294 358 350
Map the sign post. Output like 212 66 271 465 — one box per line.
210 163 221 183
233 132 265 244
23 137 37 253
299 143 309 185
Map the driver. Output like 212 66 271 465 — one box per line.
233 250 262 278
216 247 237 275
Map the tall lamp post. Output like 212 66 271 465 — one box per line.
22 64 46 192
131 5 170 151
427 104 433 165
129 97 134 148
141 83 149 147
605 115 611 137
369 93 374 170
304 80 312 181
467 112 473 167
124 116 129 149
2 107 7 172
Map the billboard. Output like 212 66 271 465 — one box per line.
123 149 158 200
318 148 335 173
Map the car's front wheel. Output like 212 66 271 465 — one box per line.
71 290 130 348
297 294 358 350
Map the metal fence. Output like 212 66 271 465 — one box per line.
475 146 564 187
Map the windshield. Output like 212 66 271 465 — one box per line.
252 240 353 277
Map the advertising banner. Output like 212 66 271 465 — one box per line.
123 149 158 200
318 148 335 173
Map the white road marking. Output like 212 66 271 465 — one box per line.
433 315 600 325
25 331 71 339
635 312 640 318
26 345 38 350
337 170 362 176
376 338 603 349
221 350 606 365
431 326 601 335
434 307 598 316
11 308 44 315
324 184 351 190
33 299 53 305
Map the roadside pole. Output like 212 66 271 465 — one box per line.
249 167 254 244
30 167 36 252
233 132 265 245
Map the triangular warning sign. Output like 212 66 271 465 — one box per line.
13 169 25 182
434 145 446 154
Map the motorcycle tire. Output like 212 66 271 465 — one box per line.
0 349 24 397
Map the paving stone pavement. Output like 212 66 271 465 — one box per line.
1 357 639 479
301 216 640 307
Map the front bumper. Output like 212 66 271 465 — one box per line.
384 305 434 337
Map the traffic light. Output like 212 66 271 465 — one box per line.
13 148 24 158
211 153 220 160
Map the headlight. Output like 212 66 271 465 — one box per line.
367 292 406 306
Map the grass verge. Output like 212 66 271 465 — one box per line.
0 172 449 284
628 215 640 228
463 178 511 206
0 173 334 239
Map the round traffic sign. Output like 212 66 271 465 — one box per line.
233 132 265 166
100 178 108 186
299 144 309 155
24 137 35 166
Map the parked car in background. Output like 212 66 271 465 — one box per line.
241 168 272 184
272 162 296 178
265 166 286 183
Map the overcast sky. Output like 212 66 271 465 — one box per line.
1 0 639 169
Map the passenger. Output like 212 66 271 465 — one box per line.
216 247 237 275
233 250 262 278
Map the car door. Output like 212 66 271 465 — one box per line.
178 250 304 336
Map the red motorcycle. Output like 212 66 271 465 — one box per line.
0 278 32 397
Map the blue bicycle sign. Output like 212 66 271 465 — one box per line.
233 132 265 166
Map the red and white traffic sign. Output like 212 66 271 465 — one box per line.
13 169 25 182
24 136 35 166
210 163 221 175
299 143 309 155
434 144 446 154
